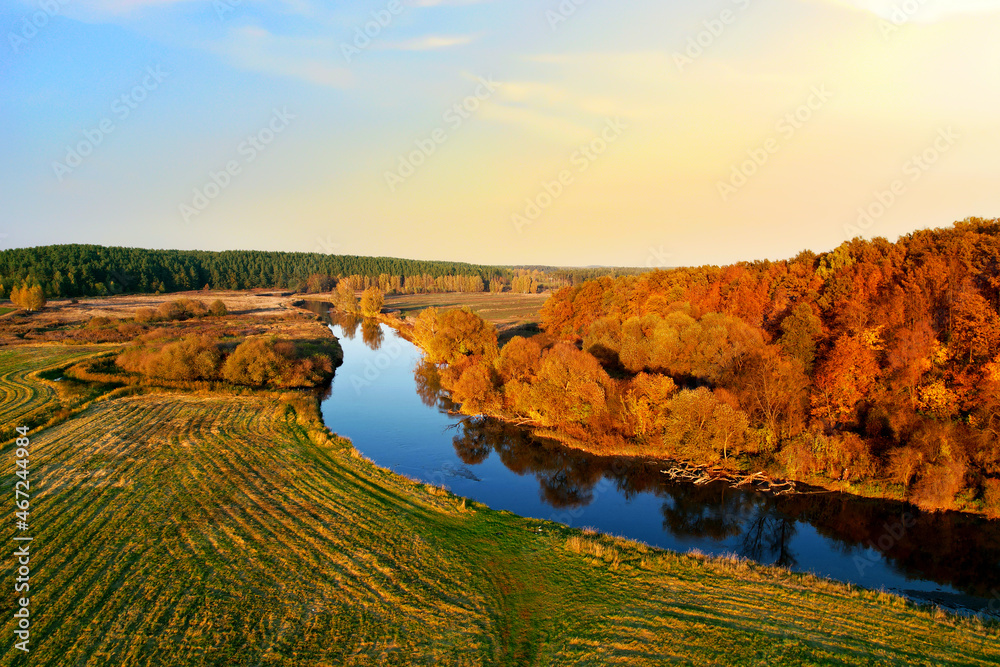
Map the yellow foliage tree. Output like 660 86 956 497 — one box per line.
359 287 385 317
10 284 46 311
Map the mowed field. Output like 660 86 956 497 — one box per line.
1 346 998 666
383 292 550 329
0 345 114 437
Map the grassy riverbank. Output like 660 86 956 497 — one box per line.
0 342 998 665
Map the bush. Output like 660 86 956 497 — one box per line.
134 308 156 323
984 478 1000 519
175 298 209 318
813 432 875 481
209 299 228 316
777 436 820 479
87 316 113 329
222 338 287 387
911 460 967 511
156 301 186 321
117 335 222 381
221 337 336 388
153 299 210 322
887 446 924 488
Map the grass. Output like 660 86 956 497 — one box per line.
0 307 15 317
0 346 998 665
0 344 117 440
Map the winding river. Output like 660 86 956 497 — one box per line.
311 305 1000 614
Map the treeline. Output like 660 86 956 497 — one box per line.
418 219 1000 515
0 244 645 300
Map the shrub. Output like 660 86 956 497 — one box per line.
152 299 209 321
814 432 875 481
209 299 228 316
134 308 156 323
221 337 337 388
984 478 1000 519
777 436 820 479
156 301 186 321
887 446 924 488
911 460 967 511
87 316 113 329
222 338 287 387
117 335 222 381
176 298 209 318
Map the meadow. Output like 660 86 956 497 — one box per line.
0 345 116 441
382 292 549 331
0 340 998 665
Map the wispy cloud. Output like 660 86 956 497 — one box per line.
817 0 1000 22
381 34 477 50
208 26 353 88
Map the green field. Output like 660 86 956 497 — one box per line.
383 292 550 329
0 345 998 666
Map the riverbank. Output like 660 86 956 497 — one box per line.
3 339 998 664
361 307 996 520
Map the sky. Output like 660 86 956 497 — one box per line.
2 0 999 267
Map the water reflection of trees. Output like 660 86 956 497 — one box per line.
361 319 384 350
414 361 455 411
449 415 1000 597
740 511 798 568
330 311 361 340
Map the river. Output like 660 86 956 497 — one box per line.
311 305 1000 614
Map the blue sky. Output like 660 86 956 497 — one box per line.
3 0 1000 266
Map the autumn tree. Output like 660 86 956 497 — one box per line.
10 283 45 311
496 336 543 384
306 273 334 293
526 343 616 431
359 286 385 317
622 372 677 441
730 345 809 440
778 302 823 372
413 308 498 366
811 330 883 427
663 388 750 463
335 281 358 314
452 364 503 416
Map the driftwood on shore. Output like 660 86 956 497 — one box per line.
659 463 801 496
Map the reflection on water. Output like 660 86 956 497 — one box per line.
313 304 1000 610
449 415 1000 599
362 319 384 350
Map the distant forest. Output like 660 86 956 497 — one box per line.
0 244 646 299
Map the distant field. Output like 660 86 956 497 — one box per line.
1 347 997 665
384 292 550 329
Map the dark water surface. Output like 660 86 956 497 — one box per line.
311 305 1000 613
